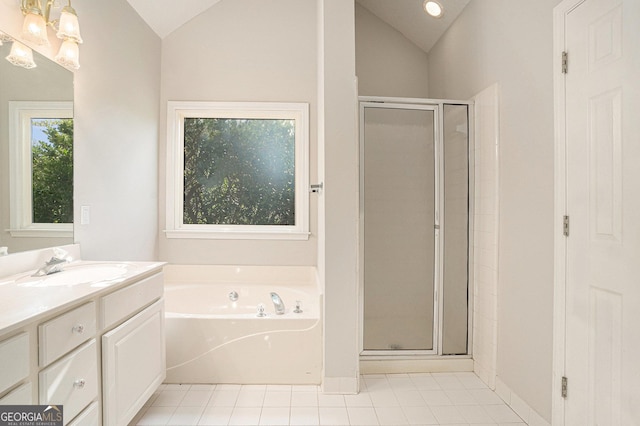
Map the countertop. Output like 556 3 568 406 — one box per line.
0 260 165 336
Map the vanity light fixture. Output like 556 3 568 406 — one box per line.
5 40 37 69
423 0 444 18
19 0 83 69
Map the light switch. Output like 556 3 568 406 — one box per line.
81 205 90 225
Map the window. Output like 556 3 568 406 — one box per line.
9 101 73 237
166 102 309 240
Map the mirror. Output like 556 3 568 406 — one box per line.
0 30 74 255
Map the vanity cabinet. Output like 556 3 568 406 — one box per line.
102 300 164 426
0 260 165 426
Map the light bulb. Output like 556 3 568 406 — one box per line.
55 39 80 69
423 1 444 18
22 11 49 46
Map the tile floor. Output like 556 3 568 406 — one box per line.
129 372 526 425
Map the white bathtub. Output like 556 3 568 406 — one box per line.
163 265 322 384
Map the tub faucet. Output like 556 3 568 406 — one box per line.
270 292 285 315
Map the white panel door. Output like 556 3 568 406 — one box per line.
563 0 640 424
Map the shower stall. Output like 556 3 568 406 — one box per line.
359 97 472 357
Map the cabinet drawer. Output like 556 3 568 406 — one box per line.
101 273 163 329
0 382 33 405
39 302 96 367
68 401 99 426
0 332 30 394
40 339 98 425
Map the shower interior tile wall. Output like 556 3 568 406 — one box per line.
129 373 526 426
472 84 500 389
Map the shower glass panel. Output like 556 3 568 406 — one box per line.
362 106 436 352
442 104 470 355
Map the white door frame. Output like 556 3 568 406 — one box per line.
552 1 586 424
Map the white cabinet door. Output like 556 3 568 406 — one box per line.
102 300 165 426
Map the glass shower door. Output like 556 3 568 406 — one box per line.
361 104 437 353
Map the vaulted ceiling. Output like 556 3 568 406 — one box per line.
126 0 470 53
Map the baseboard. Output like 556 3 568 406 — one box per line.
359 357 474 375
494 377 551 426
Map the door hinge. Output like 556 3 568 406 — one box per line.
563 215 570 237
562 51 568 74
561 376 568 398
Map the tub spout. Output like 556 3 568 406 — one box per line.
270 292 285 315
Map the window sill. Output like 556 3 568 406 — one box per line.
164 229 311 241
8 227 73 238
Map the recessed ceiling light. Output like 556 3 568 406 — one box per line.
423 0 444 18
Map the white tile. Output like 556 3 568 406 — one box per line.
163 384 191 391
136 406 176 425
263 391 292 407
344 392 373 407
267 384 292 392
241 384 267 390
197 406 233 426
394 390 426 407
387 375 417 391
166 405 205 425
363 376 390 391
181 390 213 407
228 407 261 426
409 375 441 391
455 372 487 389
318 407 349 425
402 406 438 425
445 389 476 405
290 407 320 426
190 384 217 391
292 385 320 392
347 407 379 425
291 391 318 407
469 389 504 405
457 405 494 424
152 390 187 407
484 404 523 423
375 406 408 425
235 390 265 407
208 390 239 407
432 374 465 390
317 393 346 407
215 384 242 391
369 390 400 407
259 407 290 425
420 390 453 406
430 405 467 424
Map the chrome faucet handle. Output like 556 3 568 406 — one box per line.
256 303 267 317
294 300 303 313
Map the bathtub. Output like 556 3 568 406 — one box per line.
163 265 322 384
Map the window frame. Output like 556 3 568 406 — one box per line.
165 101 310 240
9 101 73 238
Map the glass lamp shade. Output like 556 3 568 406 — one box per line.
6 41 37 69
55 39 80 69
57 7 83 43
22 11 50 46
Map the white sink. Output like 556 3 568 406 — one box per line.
17 264 130 287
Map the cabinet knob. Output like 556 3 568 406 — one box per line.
74 379 86 389
72 324 85 334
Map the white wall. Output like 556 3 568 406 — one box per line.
158 0 318 266
0 0 161 261
318 0 359 393
428 0 562 421
355 3 429 98
72 0 161 261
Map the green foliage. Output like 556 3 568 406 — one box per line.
31 119 73 224
183 117 295 226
